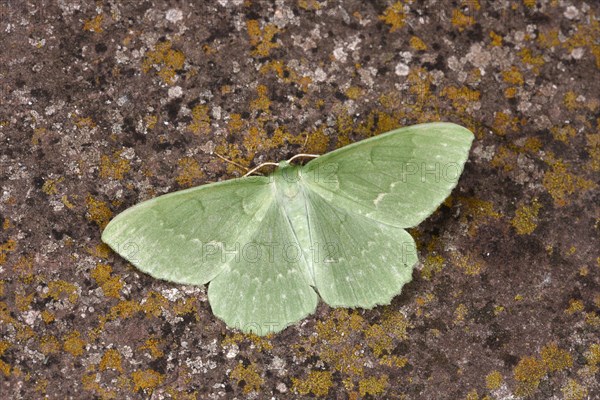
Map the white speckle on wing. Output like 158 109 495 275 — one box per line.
374 193 386 206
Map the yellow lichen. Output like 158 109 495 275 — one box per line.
39 335 61 355
561 379 588 400
141 41 185 84
586 132 600 171
246 20 280 57
83 14 104 32
345 86 363 100
358 375 389 397
485 370 503 390
453 253 484 276
542 158 596 207
379 2 406 32
145 114 158 130
86 195 113 228
63 331 86 357
230 363 264 394
292 370 333 397
42 177 63 195
176 157 205 187
15 292 34 312
454 303 469 324
540 342 572 372
131 369 163 392
565 299 584 314
74 116 97 129
188 105 211 135
551 125 577 143
421 254 444 280
91 264 123 299
513 356 546 396
100 151 131 180
511 198 541 235
222 332 273 352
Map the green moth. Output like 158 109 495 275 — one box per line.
102 122 474 335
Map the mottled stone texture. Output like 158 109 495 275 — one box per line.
1 1 599 399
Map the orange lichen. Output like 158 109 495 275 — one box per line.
502 66 524 85
176 157 205 187
409 36 427 51
45 280 79 303
188 105 211 135
304 126 330 155
489 31 503 46
0 341 10 377
379 2 406 32
105 300 142 321
250 85 271 113
518 48 545 73
131 369 163 392
141 41 185 84
100 151 131 180
492 111 521 136
0 239 17 265
485 370 503 390
452 9 475 31
63 331 86 357
86 195 113 228
441 85 480 113
91 264 123 299
222 332 273 352
41 310 55 324
139 338 164 359
259 60 313 92
141 291 169 317
358 375 389 397
99 349 123 372
246 20 280 57
292 370 333 397
511 198 541 235
230 363 264 394
83 14 104 32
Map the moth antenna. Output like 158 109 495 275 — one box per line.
244 162 279 177
214 152 249 172
287 153 320 163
